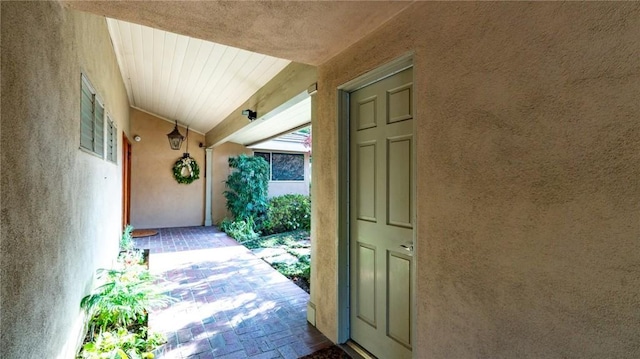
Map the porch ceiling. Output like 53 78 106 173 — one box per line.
106 18 290 134
65 1 413 66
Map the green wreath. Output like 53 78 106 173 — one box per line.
172 155 200 184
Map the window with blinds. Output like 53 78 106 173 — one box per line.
254 151 305 181
80 74 105 157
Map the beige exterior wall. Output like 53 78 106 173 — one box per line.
130 109 205 229
313 2 640 357
267 179 309 198
1 3 130 358
211 142 253 224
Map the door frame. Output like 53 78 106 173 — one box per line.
336 53 416 346
122 133 132 228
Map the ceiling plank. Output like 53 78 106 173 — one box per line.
107 18 290 133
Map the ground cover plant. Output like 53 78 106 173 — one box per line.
242 230 311 292
77 227 173 359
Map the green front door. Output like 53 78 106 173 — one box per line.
349 67 414 359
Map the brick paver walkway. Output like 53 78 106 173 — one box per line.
134 226 331 359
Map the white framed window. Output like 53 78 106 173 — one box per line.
106 115 117 164
255 151 305 181
80 74 105 158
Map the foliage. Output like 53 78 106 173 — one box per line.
80 265 174 335
220 217 260 243
172 155 200 184
272 256 310 283
117 249 145 268
241 230 309 250
120 225 135 252
262 194 311 235
79 226 171 359
223 154 269 222
79 327 165 359
240 230 311 292
218 218 233 233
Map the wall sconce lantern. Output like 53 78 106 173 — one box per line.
166 120 184 150
242 109 257 121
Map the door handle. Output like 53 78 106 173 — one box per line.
401 243 414 252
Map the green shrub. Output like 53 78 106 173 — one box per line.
223 154 269 222
80 265 173 335
262 194 311 235
221 217 260 243
120 225 135 252
219 218 233 232
79 327 165 359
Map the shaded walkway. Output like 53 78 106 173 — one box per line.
134 226 331 359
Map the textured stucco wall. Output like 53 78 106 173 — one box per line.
130 109 205 229
63 1 410 66
313 2 640 357
267 180 309 198
1 2 130 358
211 142 253 224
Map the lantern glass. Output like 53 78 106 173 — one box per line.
167 122 184 150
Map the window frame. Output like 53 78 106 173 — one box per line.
254 151 305 182
80 74 106 159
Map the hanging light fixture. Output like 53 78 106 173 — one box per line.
166 120 184 150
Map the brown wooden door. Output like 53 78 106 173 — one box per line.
122 133 132 228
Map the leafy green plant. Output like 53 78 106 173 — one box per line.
241 230 309 250
81 264 173 335
79 327 165 359
219 218 233 232
222 217 260 243
262 194 311 235
272 256 310 283
118 249 144 267
223 154 269 223
120 225 135 252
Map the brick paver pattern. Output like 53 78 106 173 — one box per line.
134 226 331 359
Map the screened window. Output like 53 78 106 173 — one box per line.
80 74 105 157
255 152 304 181
106 116 117 163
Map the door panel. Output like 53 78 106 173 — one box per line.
387 251 412 348
357 142 377 222
356 243 377 327
387 136 412 228
357 96 378 130
350 67 414 359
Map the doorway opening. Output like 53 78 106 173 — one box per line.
336 53 415 359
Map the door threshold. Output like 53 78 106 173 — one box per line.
341 341 377 359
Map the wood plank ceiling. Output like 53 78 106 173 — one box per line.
106 18 291 134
